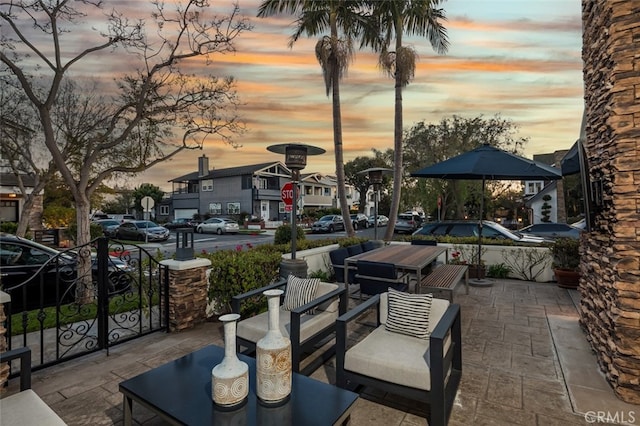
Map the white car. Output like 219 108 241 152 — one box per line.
368 215 389 227
196 217 239 235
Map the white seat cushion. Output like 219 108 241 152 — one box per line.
0 390 67 426
344 294 451 391
237 308 337 344
344 326 433 390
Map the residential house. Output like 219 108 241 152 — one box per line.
0 172 42 230
299 173 358 212
525 181 558 224
169 155 293 222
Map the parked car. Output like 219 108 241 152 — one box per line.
92 219 121 237
412 220 548 244
0 234 133 310
368 214 389 227
350 213 369 230
312 215 345 233
115 220 170 241
519 223 583 240
111 214 136 224
164 218 198 230
196 217 239 235
393 213 421 234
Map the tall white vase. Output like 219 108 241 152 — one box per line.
212 313 249 409
256 289 292 405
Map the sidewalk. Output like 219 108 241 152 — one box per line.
3 278 638 425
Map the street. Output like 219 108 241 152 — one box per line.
139 225 388 258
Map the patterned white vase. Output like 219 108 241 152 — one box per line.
256 289 292 405
212 313 249 409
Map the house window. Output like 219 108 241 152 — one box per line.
209 203 222 215
227 202 240 215
279 202 286 213
201 179 213 192
324 188 331 196
160 205 169 215
242 175 253 190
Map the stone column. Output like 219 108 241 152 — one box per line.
0 291 10 394
580 0 640 404
160 258 212 332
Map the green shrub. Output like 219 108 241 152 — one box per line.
309 269 331 281
337 236 367 247
487 263 512 278
274 224 306 245
202 247 282 317
67 222 104 241
0 222 18 234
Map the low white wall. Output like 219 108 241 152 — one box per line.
290 242 554 282
282 244 340 275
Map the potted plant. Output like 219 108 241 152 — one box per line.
549 237 581 288
449 248 486 279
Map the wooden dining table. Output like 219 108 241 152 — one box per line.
345 244 448 294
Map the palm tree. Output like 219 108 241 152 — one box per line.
257 0 370 237
367 0 449 240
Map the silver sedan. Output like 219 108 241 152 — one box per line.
196 217 239 235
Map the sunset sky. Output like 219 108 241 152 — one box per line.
120 0 584 191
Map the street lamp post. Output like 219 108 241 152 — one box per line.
358 168 392 240
267 143 325 277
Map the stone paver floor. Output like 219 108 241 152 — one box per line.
2 278 637 425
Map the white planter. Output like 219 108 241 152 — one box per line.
256 289 292 405
211 313 249 408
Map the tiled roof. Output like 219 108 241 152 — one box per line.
169 162 286 182
0 173 36 188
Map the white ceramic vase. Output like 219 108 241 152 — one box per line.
211 313 249 408
256 289 292 405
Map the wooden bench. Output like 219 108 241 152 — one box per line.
0 347 67 426
420 264 469 301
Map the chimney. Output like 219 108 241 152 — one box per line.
198 155 209 177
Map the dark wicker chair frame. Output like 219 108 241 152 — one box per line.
330 247 356 284
336 295 462 426
356 260 409 298
232 278 348 375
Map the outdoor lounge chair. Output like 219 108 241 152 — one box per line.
336 291 462 426
356 260 409 299
346 244 363 256
232 277 347 375
0 347 67 425
330 247 356 284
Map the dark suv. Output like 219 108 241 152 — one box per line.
412 220 548 243
350 213 369 230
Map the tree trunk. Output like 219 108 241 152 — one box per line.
329 19 354 237
16 191 39 237
74 198 95 305
384 53 405 241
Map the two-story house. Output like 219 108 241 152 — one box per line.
168 155 293 222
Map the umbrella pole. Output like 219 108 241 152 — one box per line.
470 177 493 287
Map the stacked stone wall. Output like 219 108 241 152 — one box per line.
167 264 209 331
0 303 8 394
580 0 640 404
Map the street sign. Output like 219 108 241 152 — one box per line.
281 182 295 206
141 196 155 212
285 205 292 212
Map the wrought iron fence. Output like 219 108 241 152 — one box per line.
3 237 169 373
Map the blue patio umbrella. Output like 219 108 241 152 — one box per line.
411 144 562 285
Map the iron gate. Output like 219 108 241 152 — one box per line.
2 237 169 372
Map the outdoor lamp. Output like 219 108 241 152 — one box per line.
267 143 325 263
358 167 392 240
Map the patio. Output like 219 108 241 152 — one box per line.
3 278 637 425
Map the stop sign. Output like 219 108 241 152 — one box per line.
281 182 295 206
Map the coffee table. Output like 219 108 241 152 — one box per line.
119 345 359 425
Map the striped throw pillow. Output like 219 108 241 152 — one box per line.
282 275 320 313
385 288 433 339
